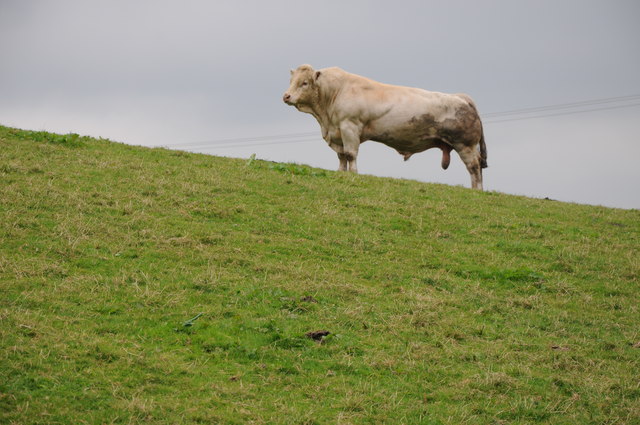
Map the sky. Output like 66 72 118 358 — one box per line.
1 0 639 209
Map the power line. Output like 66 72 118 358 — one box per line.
482 94 640 118
484 101 640 124
157 131 317 149
186 137 319 150
156 94 640 150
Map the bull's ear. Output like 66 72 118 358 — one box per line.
314 71 321 81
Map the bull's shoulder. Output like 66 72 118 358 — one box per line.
317 66 351 82
316 67 352 93
319 66 345 74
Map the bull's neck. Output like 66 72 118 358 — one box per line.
298 101 331 138
309 104 331 132
309 86 338 138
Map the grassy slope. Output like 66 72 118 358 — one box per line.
0 125 638 424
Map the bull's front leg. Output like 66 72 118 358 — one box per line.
337 153 348 171
327 142 348 171
339 121 361 173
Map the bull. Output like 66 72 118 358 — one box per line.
283 65 487 189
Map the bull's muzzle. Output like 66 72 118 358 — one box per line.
283 93 292 104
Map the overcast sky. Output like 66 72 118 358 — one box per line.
1 1 639 209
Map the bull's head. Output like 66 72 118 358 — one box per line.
283 64 321 110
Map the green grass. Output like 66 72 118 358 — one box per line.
1 125 639 424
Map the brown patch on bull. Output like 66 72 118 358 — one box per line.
407 108 482 149
380 108 477 170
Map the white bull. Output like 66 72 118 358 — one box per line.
283 65 487 189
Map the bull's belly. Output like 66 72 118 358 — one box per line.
363 122 446 153
375 136 442 153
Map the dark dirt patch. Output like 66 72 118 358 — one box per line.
305 330 330 342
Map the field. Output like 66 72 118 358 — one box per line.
1 125 639 424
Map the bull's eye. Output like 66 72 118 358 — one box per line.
301 81 309 87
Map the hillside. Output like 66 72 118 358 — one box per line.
1 125 638 424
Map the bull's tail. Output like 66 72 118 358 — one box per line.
479 126 488 169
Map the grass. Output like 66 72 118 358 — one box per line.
0 124 639 424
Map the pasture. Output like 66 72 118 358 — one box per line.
1 125 638 424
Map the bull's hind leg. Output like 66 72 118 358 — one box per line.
457 146 483 190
